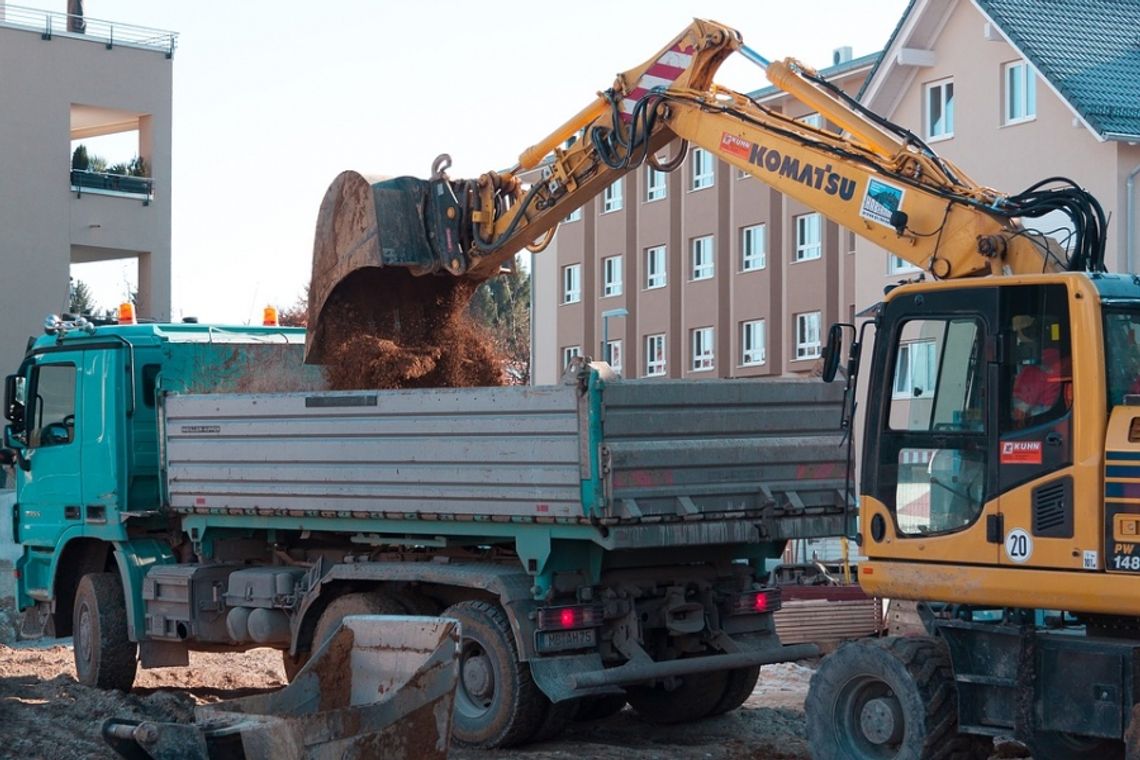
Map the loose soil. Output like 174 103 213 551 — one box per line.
312 269 503 390
0 644 817 759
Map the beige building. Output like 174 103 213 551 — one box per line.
532 51 879 385
0 2 175 367
857 0 1140 311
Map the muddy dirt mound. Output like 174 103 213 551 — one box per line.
313 269 503 390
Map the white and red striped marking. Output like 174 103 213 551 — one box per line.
620 43 694 122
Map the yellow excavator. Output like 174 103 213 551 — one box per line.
305 18 1139 759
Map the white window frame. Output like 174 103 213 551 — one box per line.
565 207 582 222
741 224 766 272
924 77 955 140
561 345 581 368
645 333 666 377
889 255 920 274
794 213 821 262
795 311 822 360
646 166 667 201
797 112 823 129
603 179 623 213
1003 60 1036 125
605 339 623 374
603 255 623 297
691 148 714 190
691 327 715 371
892 339 938 399
561 264 581 304
645 245 667 289
741 319 766 366
691 236 715 280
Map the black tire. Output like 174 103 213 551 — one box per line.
528 698 580 743
708 665 761 716
575 694 628 722
627 670 729 725
806 636 960 760
312 591 405 653
73 573 137 690
444 600 546 748
1028 731 1123 760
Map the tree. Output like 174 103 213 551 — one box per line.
468 261 531 384
71 144 89 171
278 287 309 327
68 278 98 316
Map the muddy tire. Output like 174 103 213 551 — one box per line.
73 573 137 691
312 591 404 653
444 600 546 748
627 670 729 725
1028 732 1123 760
806 636 960 760
528 698 580 743
575 694 628 722
708 665 761 716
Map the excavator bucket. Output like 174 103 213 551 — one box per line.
304 169 472 366
102 615 460 760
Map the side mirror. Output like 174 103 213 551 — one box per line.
4 375 24 428
821 323 844 383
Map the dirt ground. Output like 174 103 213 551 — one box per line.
0 642 814 759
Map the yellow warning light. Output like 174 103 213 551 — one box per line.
262 305 279 327
118 303 136 325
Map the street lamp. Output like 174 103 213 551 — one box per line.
600 307 629 367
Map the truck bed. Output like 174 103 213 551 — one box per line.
162 372 847 532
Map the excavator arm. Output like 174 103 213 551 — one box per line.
305 18 1105 364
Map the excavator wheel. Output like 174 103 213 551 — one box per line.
806 636 966 760
627 670 729 725
1027 731 1123 760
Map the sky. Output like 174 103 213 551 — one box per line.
71 0 909 323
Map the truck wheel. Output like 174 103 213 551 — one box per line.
528 698 579 743
1028 732 1123 760
708 665 761 716
281 651 307 682
627 670 729 724
575 694 627 722
73 573 137 691
312 591 404 653
806 636 959 760
444 600 545 748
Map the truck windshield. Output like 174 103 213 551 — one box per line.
1103 308 1140 407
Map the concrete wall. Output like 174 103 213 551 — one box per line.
0 18 172 371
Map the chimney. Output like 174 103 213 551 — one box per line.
832 46 853 66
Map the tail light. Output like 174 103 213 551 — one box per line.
536 604 604 631
728 588 782 615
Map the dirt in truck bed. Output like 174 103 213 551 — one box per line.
0 643 820 758
316 269 504 390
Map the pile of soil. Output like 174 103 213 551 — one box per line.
313 269 503 390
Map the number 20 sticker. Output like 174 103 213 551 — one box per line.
1005 528 1033 563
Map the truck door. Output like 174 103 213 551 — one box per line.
18 359 82 551
995 284 1077 569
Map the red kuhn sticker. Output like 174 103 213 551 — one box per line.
719 132 753 160
1001 440 1042 465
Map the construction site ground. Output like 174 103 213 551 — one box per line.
0 641 816 759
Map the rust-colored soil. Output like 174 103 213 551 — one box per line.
313 269 503 390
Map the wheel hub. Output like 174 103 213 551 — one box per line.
860 696 904 745
77 606 93 665
462 654 494 701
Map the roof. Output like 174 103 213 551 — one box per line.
862 0 1140 141
973 0 1140 140
748 50 881 101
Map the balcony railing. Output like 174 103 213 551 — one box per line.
71 169 153 201
0 4 177 57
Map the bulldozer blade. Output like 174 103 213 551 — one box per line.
305 170 470 364
103 615 460 760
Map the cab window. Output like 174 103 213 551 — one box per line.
30 364 76 447
887 318 986 535
1001 284 1071 431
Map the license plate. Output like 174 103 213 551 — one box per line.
535 627 597 653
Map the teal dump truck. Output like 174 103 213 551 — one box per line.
4 314 848 747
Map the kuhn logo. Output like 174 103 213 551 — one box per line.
1002 441 1041 454
1001 440 1043 465
719 132 753 159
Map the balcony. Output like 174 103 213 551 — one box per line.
70 169 153 201
0 3 178 57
